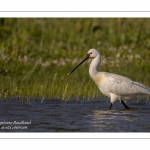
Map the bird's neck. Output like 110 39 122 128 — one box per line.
89 55 101 79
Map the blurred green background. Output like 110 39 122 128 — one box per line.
0 18 150 100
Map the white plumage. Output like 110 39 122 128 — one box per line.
67 48 150 109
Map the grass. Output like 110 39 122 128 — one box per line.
0 18 150 101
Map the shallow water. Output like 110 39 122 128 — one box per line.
0 98 150 132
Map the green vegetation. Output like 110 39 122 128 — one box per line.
0 18 150 101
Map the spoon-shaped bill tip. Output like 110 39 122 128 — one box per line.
67 73 70 76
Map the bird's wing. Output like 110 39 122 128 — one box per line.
106 73 150 96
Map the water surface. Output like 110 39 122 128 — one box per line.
0 98 150 132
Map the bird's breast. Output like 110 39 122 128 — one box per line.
93 73 106 86
92 73 111 97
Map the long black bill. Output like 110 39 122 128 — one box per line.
67 54 90 76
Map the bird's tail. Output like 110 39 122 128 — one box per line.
133 82 150 95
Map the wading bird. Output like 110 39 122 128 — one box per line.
67 48 150 109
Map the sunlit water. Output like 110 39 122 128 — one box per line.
0 98 150 132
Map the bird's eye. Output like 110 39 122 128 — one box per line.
90 52 92 54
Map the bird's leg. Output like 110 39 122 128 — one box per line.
109 103 112 109
121 100 130 109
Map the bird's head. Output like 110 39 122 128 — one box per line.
87 48 100 59
67 48 100 76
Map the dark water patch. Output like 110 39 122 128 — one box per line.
0 98 150 132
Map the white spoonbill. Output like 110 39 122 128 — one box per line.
67 48 150 109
